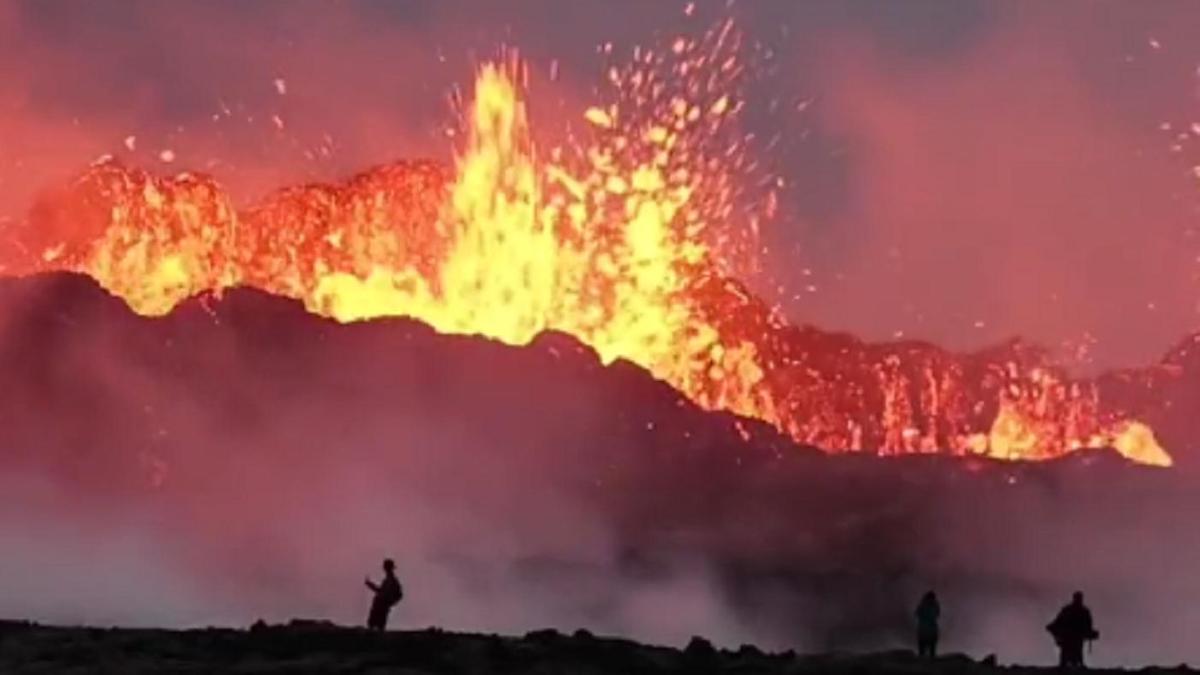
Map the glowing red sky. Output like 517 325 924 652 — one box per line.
1 0 1198 369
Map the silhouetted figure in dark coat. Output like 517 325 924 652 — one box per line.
1047 591 1099 668
364 558 403 631
914 590 941 658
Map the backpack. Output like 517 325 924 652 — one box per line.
384 578 403 607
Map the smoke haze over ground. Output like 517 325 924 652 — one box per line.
0 275 1196 668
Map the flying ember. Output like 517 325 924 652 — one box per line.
5 26 1171 467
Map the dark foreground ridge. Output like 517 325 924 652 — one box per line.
0 619 1175 675
2 272 1198 662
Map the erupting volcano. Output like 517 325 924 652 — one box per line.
0 23 1175 467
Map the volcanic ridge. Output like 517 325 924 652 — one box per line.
2 272 1199 665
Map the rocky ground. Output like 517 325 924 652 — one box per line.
0 618 1159 675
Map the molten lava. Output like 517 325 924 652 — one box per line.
3 34 1172 467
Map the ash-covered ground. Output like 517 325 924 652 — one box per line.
2 620 1196 675
0 273 1196 668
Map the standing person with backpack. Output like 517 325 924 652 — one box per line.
1047 591 1099 668
364 558 403 631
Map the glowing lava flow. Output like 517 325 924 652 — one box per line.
7 46 1172 467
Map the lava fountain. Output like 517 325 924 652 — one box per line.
1 26 1171 467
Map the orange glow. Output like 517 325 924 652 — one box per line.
8 39 1171 467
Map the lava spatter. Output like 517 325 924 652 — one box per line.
7 40 1171 467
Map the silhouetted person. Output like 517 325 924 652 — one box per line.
914 590 941 658
1047 591 1099 668
364 558 403 631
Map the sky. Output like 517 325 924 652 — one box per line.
1 0 1199 369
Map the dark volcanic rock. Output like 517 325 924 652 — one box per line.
0 273 1196 665
0 621 1183 674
